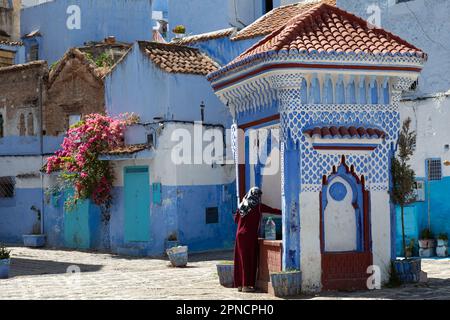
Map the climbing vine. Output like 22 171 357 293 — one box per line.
46 113 138 211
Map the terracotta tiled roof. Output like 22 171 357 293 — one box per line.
172 28 236 45
139 41 220 75
232 0 336 41
304 126 386 139
107 144 148 155
236 3 426 63
0 60 47 74
0 39 23 46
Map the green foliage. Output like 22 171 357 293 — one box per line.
421 228 433 240
218 261 234 265
438 233 448 241
172 25 186 34
0 245 10 260
391 118 417 260
85 52 114 68
391 118 417 207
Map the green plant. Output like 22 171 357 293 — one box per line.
391 118 417 260
438 233 448 241
405 238 415 257
172 25 186 34
421 228 433 240
271 269 300 274
0 245 10 260
218 261 234 265
85 52 114 68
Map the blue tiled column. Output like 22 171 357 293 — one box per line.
281 136 301 271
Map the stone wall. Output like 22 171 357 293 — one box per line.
0 61 47 137
44 57 106 136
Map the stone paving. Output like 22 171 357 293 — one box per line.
1 246 450 300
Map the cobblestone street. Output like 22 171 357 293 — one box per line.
1 247 450 300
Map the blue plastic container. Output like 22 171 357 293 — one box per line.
0 259 10 279
23 235 46 248
167 246 188 267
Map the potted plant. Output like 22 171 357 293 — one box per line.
437 233 448 257
166 246 188 268
270 270 302 297
172 25 186 38
0 244 11 279
216 261 234 288
165 233 179 252
405 238 415 258
23 206 46 248
418 228 436 257
391 118 422 283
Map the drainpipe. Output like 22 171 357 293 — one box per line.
38 69 45 235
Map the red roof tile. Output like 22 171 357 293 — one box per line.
235 3 426 63
232 0 336 41
304 126 385 139
139 41 220 75
107 144 148 155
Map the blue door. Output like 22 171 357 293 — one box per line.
124 167 150 242
64 190 91 249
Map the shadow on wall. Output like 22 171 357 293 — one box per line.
9 257 103 277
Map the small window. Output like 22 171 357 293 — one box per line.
427 159 442 181
206 207 219 224
0 177 15 198
264 0 273 14
69 114 81 127
27 112 34 136
408 79 419 92
28 44 39 62
397 0 414 3
0 49 15 67
19 113 26 136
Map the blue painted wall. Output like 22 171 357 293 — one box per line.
109 183 236 256
20 0 154 64
396 176 450 256
105 43 232 127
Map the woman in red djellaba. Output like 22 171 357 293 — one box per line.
233 187 282 293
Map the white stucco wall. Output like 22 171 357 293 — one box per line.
400 96 450 178
299 191 322 293
112 123 235 188
370 190 391 283
0 155 43 188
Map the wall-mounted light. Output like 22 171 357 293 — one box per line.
200 101 205 122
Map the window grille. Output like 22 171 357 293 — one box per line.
206 207 219 224
427 159 442 181
0 177 15 198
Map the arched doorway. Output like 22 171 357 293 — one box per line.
320 156 372 291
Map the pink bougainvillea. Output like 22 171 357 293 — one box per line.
47 113 136 210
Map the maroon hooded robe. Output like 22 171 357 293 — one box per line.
233 204 282 288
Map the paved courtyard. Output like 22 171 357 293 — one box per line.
1 247 450 300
